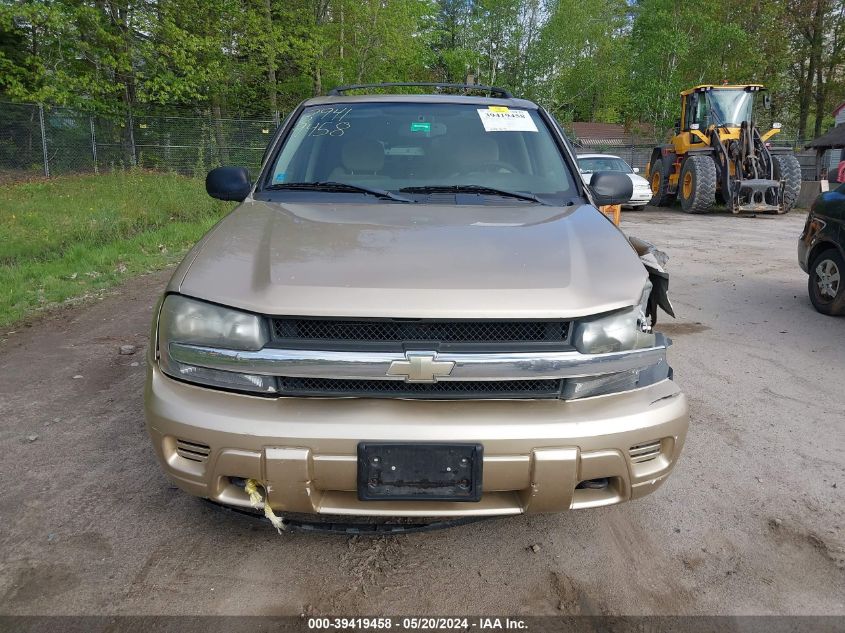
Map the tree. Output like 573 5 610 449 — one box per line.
530 0 630 124
0 0 842 139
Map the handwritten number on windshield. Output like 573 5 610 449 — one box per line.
302 107 352 137
308 121 350 137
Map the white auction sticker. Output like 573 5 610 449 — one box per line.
477 108 538 132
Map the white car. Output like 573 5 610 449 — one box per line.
577 154 653 208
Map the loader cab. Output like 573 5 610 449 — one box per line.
682 91 708 133
674 85 764 154
704 88 755 126
681 85 759 130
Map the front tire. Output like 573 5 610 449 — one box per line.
678 155 717 214
772 154 802 214
649 158 673 206
809 248 845 316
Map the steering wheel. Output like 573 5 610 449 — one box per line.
465 160 518 174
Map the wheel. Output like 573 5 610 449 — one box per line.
648 158 674 206
678 155 717 213
808 248 845 316
772 154 801 214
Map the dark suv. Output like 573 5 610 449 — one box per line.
799 182 845 315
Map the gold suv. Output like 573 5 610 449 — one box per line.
144 83 688 525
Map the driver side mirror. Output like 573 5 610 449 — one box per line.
590 171 633 207
206 166 252 201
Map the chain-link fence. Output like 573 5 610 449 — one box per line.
0 102 278 181
0 101 822 183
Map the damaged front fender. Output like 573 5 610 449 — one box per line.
629 236 676 324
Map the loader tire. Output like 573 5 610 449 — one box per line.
678 155 716 214
649 158 674 207
772 154 802 214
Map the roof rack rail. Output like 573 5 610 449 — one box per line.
327 82 514 99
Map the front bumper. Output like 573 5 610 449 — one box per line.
626 191 652 207
798 236 810 273
145 363 689 517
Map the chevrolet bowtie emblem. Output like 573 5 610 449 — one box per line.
387 351 455 383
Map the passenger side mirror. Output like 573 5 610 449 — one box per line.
632 167 640 173
206 166 252 201
590 171 633 207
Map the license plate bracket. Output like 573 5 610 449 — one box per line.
357 443 483 502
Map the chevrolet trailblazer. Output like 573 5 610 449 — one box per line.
144 83 688 530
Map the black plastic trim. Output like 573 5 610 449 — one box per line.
269 317 572 353
207 500 494 535
276 377 564 400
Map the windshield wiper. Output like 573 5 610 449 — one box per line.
265 181 412 203
399 185 547 204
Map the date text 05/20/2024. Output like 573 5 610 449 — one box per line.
306 617 528 630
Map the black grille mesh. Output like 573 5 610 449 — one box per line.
277 377 562 399
273 319 568 344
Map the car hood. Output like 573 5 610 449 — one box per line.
173 199 648 319
629 173 651 187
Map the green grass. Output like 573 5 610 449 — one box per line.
0 171 234 328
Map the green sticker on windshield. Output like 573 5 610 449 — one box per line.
410 121 431 133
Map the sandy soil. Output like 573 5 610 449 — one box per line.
0 208 843 616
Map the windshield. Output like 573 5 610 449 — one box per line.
577 156 632 173
706 89 753 126
267 102 575 203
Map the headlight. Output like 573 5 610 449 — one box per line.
565 283 669 399
571 283 654 354
158 295 276 393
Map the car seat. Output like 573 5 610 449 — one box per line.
328 138 385 183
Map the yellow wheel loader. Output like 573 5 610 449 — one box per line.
646 84 802 214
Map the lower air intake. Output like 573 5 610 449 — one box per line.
277 377 563 400
175 439 211 462
629 440 661 463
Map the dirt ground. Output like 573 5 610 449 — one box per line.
0 207 843 616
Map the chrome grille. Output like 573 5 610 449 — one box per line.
277 377 563 399
271 318 569 351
